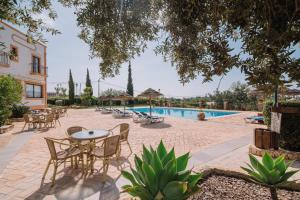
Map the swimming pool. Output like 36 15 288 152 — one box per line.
129 107 239 120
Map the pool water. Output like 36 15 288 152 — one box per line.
129 107 238 120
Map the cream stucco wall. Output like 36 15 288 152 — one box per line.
0 21 47 109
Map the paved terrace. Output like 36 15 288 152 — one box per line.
0 108 275 199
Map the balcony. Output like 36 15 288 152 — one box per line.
0 51 10 66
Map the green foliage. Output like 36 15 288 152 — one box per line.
242 153 298 186
0 0 60 45
62 0 300 92
68 69 75 104
126 61 134 96
11 105 30 118
48 97 70 106
208 82 258 110
81 87 93 106
122 140 202 200
263 100 273 127
100 88 125 97
0 75 23 126
86 68 93 96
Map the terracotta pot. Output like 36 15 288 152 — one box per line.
198 112 205 121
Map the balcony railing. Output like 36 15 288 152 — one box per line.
0 51 10 66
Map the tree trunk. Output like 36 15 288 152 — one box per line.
270 187 278 200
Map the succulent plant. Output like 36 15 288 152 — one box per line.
121 140 202 200
241 153 298 200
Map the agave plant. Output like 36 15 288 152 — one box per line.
241 153 298 200
121 141 202 200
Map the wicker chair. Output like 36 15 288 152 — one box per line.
22 114 33 131
90 135 120 176
109 123 132 157
66 126 89 171
42 137 81 186
39 114 55 128
54 113 61 126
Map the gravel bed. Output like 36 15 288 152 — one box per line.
189 175 300 200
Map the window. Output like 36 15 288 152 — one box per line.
26 84 42 98
32 56 40 73
9 46 18 62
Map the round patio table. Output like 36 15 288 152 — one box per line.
70 129 110 174
70 129 110 140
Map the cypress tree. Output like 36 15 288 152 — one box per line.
126 61 134 96
86 68 93 96
68 69 75 104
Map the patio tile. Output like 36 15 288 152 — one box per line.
0 108 264 199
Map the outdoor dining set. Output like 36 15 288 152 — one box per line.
22 108 67 130
42 123 132 186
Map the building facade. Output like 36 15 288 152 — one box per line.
0 21 47 110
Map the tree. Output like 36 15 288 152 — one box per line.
54 84 60 96
81 87 93 106
85 68 93 96
68 69 75 104
66 0 300 104
100 88 124 97
126 61 134 96
0 75 22 126
0 0 60 46
61 88 67 97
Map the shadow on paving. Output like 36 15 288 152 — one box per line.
140 122 172 129
26 170 120 200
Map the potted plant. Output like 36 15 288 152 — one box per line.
197 112 205 121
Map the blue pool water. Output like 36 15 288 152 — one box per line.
129 107 238 120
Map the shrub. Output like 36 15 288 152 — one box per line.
280 110 300 151
11 105 30 118
242 153 298 200
48 98 70 106
0 75 23 126
81 87 93 106
263 100 273 127
121 141 202 199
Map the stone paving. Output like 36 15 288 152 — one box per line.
0 108 267 199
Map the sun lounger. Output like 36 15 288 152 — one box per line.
112 109 132 118
132 111 147 123
140 112 164 124
244 116 264 124
95 106 103 111
101 108 113 114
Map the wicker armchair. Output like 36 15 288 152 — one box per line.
39 114 55 128
42 137 81 186
90 135 120 176
109 123 132 157
65 126 89 170
22 114 33 131
54 113 61 126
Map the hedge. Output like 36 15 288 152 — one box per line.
11 105 30 118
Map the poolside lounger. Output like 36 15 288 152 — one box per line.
140 112 164 124
112 109 132 118
101 108 113 114
132 111 147 123
244 116 264 124
95 106 103 111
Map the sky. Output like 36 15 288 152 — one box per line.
39 2 298 98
